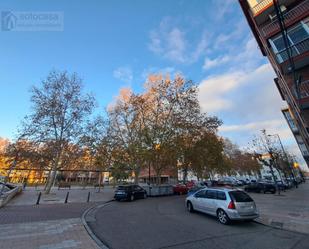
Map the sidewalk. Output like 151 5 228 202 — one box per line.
7 185 115 206
0 186 115 249
0 218 99 249
252 181 309 234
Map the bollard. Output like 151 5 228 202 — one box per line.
64 191 69 203
36 192 42 205
87 191 90 203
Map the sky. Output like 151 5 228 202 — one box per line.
0 0 306 168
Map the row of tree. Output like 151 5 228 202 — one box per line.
0 70 273 194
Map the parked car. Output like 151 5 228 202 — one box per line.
244 182 276 194
187 186 205 196
217 178 236 187
173 184 188 195
276 181 288 191
238 179 248 185
185 181 196 189
114 185 147 201
186 188 259 224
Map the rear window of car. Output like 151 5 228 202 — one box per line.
229 191 253 202
117 186 131 190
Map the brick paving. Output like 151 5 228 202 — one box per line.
0 187 115 249
251 181 309 234
0 218 99 249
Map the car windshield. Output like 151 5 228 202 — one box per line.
229 191 253 202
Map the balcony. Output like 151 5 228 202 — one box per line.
298 80 309 99
275 37 309 63
293 80 309 109
251 0 274 16
261 0 309 38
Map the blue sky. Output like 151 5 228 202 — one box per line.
0 0 306 167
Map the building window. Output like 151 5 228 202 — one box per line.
299 143 309 156
283 109 298 132
269 19 309 63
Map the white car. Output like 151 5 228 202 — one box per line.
186 187 259 224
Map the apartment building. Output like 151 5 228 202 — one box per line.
239 0 309 166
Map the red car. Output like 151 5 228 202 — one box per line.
185 181 196 189
173 184 188 195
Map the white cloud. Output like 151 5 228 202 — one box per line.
220 119 291 140
198 71 244 112
148 18 209 64
211 0 235 20
203 37 263 72
113 67 133 84
198 63 283 115
203 55 230 70
198 62 305 167
148 18 187 63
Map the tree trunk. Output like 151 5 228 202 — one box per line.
134 168 140 184
182 166 188 183
45 167 57 194
44 170 51 191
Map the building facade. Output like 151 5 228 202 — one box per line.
239 0 309 166
282 107 309 164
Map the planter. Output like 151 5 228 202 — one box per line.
143 184 173 197
0 183 22 207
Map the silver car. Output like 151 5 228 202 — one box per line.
186 187 259 224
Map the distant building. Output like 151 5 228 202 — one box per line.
239 0 309 167
139 166 177 184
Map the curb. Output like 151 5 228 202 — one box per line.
82 200 114 249
254 216 308 235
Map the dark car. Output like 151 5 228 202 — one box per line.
244 182 276 194
114 185 147 201
276 181 288 191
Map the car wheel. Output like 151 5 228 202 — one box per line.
187 201 194 213
130 194 134 201
217 209 230 225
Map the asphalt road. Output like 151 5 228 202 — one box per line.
88 196 309 249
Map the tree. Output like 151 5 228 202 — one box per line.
19 70 96 194
103 74 222 184
223 139 261 176
189 132 226 180
250 129 286 193
106 88 146 183
138 75 221 183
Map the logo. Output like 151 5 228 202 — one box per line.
1 11 64 31
1 11 17 31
